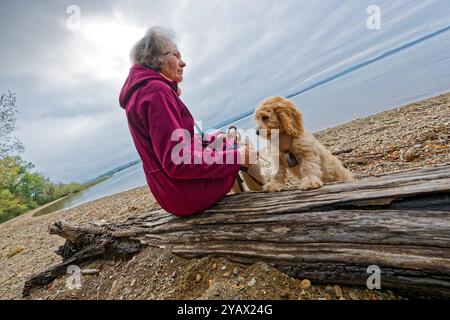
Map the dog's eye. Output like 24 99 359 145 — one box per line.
262 115 269 123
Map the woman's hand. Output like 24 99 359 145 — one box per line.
238 145 258 168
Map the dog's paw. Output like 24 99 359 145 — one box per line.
299 176 323 191
263 181 283 193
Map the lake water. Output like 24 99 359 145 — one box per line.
36 2 450 214
34 163 147 216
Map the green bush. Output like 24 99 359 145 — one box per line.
0 189 27 223
0 156 89 223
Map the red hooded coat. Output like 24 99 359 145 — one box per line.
119 65 240 216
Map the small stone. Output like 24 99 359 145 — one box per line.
110 280 117 293
221 265 227 271
325 286 335 295
390 150 399 160
256 262 271 272
237 276 245 283
247 277 256 287
170 271 177 279
130 279 136 287
232 267 239 275
149 293 155 299
334 285 343 298
300 279 311 290
81 269 99 276
196 274 202 282
206 283 221 297
404 150 420 162
223 272 230 278
212 263 217 270
349 291 359 300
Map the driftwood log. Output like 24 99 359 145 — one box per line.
23 165 450 298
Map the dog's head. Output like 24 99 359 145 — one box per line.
254 96 304 139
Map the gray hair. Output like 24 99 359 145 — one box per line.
130 26 177 71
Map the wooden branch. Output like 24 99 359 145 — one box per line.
23 164 450 298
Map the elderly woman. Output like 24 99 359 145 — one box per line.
119 27 264 217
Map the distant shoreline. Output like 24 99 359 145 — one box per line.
88 160 141 184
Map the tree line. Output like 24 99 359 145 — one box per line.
0 91 100 223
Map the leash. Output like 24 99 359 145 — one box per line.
239 166 265 187
227 126 266 188
195 123 268 190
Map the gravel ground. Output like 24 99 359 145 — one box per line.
1 92 449 300
315 93 449 179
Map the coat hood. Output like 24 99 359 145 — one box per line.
119 64 178 109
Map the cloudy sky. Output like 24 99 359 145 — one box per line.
1 0 449 183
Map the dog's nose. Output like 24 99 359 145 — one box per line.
256 129 260 136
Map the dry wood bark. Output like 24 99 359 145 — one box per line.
23 164 450 298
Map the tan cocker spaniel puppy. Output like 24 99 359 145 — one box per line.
254 96 352 192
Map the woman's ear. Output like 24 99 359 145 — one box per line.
274 99 304 137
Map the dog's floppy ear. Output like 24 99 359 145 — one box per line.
274 97 304 136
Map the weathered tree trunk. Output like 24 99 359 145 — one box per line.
23 165 450 298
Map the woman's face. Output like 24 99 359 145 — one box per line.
160 44 186 83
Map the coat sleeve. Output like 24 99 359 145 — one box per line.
145 86 240 180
